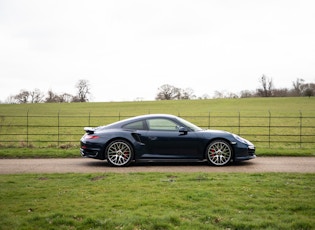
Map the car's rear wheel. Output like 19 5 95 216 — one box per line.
206 139 232 166
106 140 133 167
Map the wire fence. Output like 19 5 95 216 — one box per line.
0 112 314 149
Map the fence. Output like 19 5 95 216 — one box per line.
0 112 314 149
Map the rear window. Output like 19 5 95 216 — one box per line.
123 121 146 130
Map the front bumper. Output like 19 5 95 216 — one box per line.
234 145 256 161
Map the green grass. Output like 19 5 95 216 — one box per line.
0 97 315 157
0 172 314 229
1 98 314 229
0 147 79 158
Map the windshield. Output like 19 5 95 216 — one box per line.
177 117 203 131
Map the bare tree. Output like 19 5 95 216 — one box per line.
29 89 44 103
198 94 211 99
155 84 181 100
272 88 289 97
59 93 73 103
45 90 59 103
292 78 305 96
14 90 30 103
213 90 239 99
213 90 224 99
179 88 196 100
257 75 273 97
240 90 255 98
75 79 90 102
302 83 315 97
5 95 17 104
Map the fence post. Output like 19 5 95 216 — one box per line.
88 112 91 127
300 111 303 148
58 111 60 147
268 110 271 148
26 110 29 147
208 111 211 129
238 111 241 135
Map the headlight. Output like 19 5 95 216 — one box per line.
232 134 251 145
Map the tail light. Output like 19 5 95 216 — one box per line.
85 135 100 140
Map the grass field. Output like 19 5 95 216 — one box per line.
0 172 314 230
0 98 314 230
1 97 315 116
0 97 314 157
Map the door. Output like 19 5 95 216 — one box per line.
138 118 203 159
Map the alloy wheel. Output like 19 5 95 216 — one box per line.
207 140 232 166
106 140 133 166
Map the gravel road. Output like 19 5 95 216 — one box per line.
0 157 314 174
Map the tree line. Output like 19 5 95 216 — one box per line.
2 76 314 104
155 76 314 100
241 76 315 98
4 80 91 104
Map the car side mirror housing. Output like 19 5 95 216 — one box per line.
178 127 188 135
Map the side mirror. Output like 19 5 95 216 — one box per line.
178 127 188 135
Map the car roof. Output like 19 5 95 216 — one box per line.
131 114 177 119
102 114 179 129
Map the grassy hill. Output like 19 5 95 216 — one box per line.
1 97 314 116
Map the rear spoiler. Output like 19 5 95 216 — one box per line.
84 127 95 134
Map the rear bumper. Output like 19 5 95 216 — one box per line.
80 142 104 160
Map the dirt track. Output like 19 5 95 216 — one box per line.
0 157 314 174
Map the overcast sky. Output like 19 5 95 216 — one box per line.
1 0 314 102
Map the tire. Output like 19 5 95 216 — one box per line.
105 140 133 167
206 139 233 166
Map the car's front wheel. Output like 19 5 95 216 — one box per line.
105 140 133 167
206 139 233 166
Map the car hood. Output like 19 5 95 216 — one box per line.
200 129 232 135
199 129 254 147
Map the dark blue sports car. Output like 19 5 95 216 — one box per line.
80 114 255 166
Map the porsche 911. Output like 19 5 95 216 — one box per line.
80 114 255 166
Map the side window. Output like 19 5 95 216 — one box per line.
123 121 145 130
147 118 179 131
